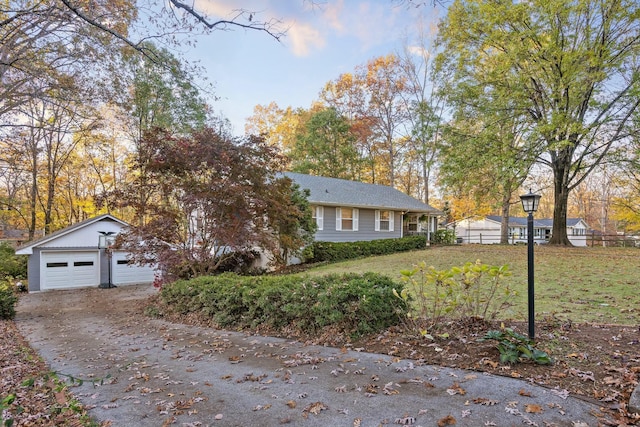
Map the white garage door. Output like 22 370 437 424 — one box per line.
111 252 156 285
41 251 99 290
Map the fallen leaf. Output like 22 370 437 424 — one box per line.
446 382 466 396
524 404 543 413
473 397 499 406
303 401 328 416
518 389 532 397
437 415 456 426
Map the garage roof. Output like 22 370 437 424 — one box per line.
15 214 128 255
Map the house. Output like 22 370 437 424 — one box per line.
15 214 156 292
453 215 589 247
285 172 442 242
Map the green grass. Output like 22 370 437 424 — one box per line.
304 245 640 325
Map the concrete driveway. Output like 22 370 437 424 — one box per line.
15 284 606 426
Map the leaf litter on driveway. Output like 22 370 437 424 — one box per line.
12 284 612 426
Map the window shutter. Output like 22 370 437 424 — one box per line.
374 210 380 231
317 206 324 230
335 207 342 231
353 209 359 231
389 211 394 232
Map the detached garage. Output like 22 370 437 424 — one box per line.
16 214 156 292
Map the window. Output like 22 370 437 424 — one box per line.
406 214 419 232
46 262 68 268
336 208 359 231
73 261 94 267
375 210 394 232
312 206 324 230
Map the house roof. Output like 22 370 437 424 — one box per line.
284 172 443 214
486 216 587 228
15 214 128 255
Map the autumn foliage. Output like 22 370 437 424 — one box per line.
101 127 315 281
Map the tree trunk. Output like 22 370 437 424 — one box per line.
29 155 38 241
549 156 572 245
500 194 511 244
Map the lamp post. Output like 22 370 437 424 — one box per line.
98 231 116 289
520 189 541 340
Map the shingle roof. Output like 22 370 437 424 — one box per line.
285 172 442 214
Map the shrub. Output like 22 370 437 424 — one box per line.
0 243 27 280
430 229 456 245
395 260 515 331
0 281 18 320
157 272 409 339
306 236 426 263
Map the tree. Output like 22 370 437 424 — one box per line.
398 27 445 205
436 0 640 245
290 108 363 179
439 112 534 244
108 127 313 280
321 55 412 187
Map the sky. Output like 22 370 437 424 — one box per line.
180 1 443 135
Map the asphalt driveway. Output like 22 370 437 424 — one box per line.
15 284 606 426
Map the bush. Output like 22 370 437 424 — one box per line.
306 236 427 263
158 272 409 339
0 282 18 320
0 243 27 280
430 229 456 245
395 260 516 332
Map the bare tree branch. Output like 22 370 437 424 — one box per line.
169 1 286 41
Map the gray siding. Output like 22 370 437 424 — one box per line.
313 206 402 242
27 248 41 292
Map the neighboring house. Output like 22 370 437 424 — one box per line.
0 224 43 248
15 214 156 292
285 172 442 243
453 215 589 247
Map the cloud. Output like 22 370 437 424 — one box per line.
286 21 326 57
407 45 430 59
322 0 345 33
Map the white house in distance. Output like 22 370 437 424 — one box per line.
453 215 589 246
15 214 156 292
285 172 442 242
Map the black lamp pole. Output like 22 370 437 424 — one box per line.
520 189 541 340
526 210 535 339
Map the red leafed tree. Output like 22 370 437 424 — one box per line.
104 127 314 280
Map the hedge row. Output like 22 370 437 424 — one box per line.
158 272 408 338
305 235 427 263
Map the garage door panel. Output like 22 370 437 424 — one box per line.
42 251 99 290
112 252 156 285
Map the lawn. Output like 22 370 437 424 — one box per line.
304 244 640 325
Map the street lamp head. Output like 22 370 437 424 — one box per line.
520 189 541 214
